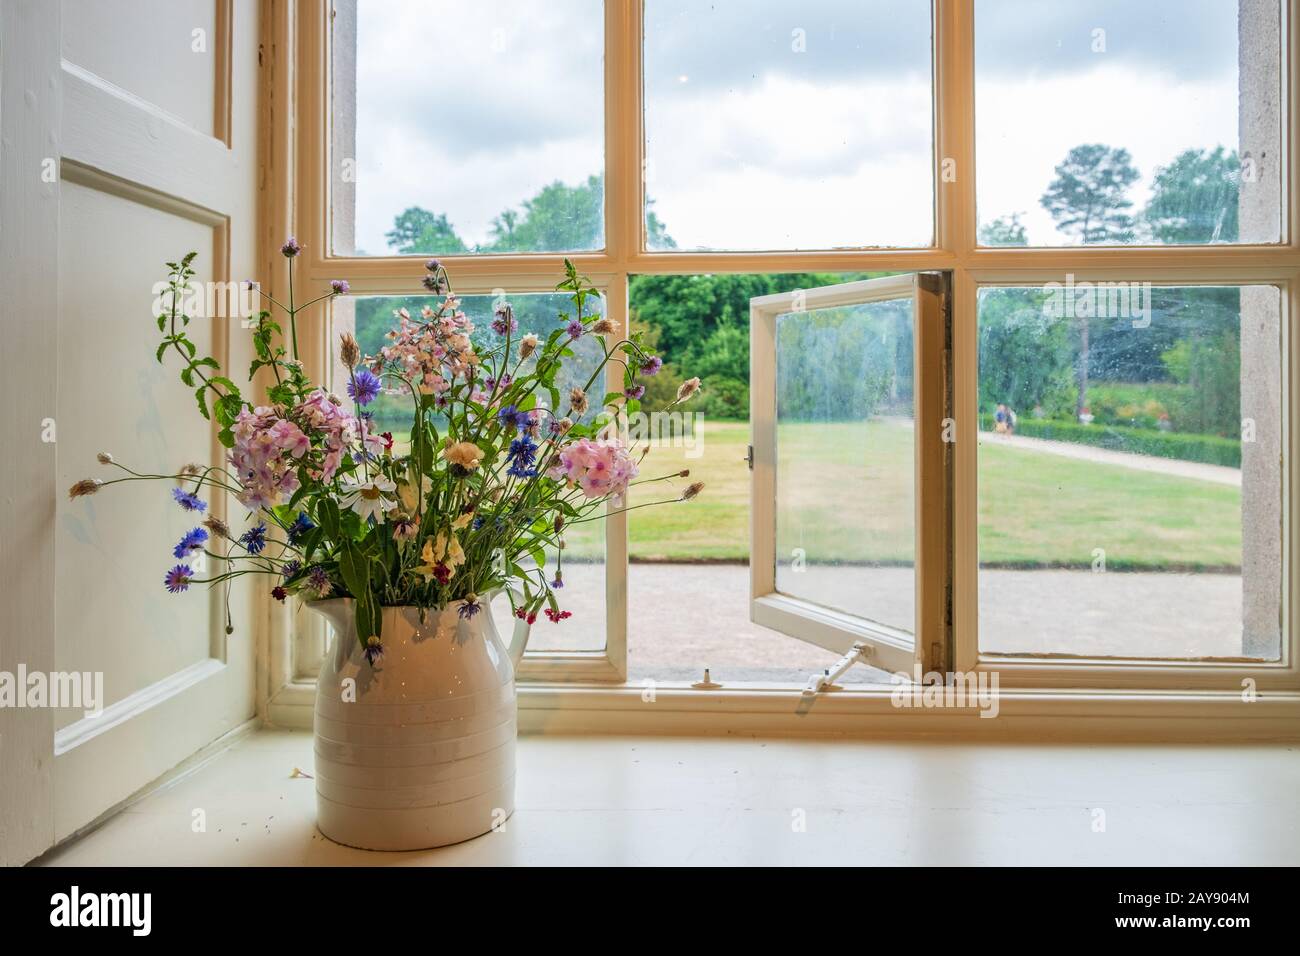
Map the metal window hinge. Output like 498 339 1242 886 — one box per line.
802 642 872 697
745 445 754 470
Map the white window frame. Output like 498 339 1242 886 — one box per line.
259 0 1300 732
750 273 951 677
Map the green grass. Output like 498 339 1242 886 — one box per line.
621 420 1242 570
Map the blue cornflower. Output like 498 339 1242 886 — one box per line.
171 487 207 512
347 368 382 406
458 598 482 621
164 564 193 593
496 404 531 432
286 512 314 544
172 527 209 560
506 435 539 477
281 560 301 580
240 524 268 554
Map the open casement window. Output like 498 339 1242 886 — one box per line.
750 273 952 678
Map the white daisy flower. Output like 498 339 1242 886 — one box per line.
339 475 397 522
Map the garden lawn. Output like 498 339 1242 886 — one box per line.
620 420 1242 570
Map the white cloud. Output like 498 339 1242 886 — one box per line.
976 63 1240 244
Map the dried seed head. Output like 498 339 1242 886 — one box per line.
339 331 361 369
203 514 231 539
68 478 103 499
682 481 705 501
553 514 565 533
180 463 204 476
569 387 589 416
678 469 690 478
519 333 539 360
591 317 617 335
676 377 702 402
96 451 115 465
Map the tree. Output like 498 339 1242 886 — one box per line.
1143 147 1239 244
386 175 676 257
1040 144 1140 419
384 207 468 255
979 213 1028 246
1040 144 1140 243
487 175 604 252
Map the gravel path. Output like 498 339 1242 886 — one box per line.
517 563 1246 684
979 430 1242 487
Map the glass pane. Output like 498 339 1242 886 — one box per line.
975 0 1283 246
623 272 897 684
976 283 1283 659
337 292 608 652
775 297 915 634
332 0 604 256
643 0 934 251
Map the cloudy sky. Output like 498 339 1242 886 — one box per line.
347 0 1254 254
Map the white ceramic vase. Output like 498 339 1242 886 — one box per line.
307 597 531 851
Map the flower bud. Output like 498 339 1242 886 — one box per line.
339 331 361 369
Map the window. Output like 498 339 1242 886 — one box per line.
330 0 605 256
976 283 1283 661
290 0 1296 698
975 0 1283 246
643 0 935 250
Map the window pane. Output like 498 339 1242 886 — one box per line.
775 298 915 634
623 272 898 685
336 292 608 652
332 0 604 256
976 283 1282 660
643 0 934 251
975 0 1283 246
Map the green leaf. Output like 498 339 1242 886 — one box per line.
339 542 370 601
317 499 341 540
216 426 234 448
195 388 211 420
354 597 376 644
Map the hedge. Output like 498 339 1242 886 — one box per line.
979 415 1241 468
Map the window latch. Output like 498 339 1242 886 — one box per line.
745 444 754 470
802 642 871 697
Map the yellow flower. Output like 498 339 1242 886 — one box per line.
413 531 466 581
442 441 485 471
396 479 421 513
437 531 466 570
451 512 473 531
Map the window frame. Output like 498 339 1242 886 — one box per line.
277 0 1300 697
749 272 951 677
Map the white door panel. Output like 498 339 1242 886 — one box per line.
0 0 260 860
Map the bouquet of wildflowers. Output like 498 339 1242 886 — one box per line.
70 241 702 664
